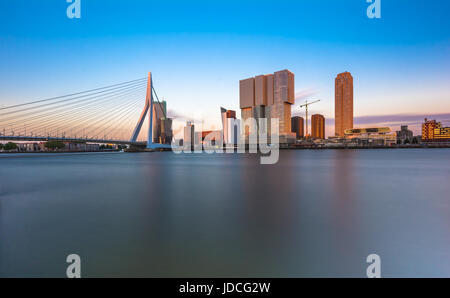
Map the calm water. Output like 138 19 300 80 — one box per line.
1 149 449 277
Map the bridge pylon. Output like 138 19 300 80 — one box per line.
130 72 170 149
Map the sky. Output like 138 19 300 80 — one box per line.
0 0 449 137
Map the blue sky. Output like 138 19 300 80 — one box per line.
0 0 449 135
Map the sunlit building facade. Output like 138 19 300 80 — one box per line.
335 72 353 137
221 107 239 146
183 121 195 151
422 119 450 142
239 69 296 143
311 114 325 139
344 127 396 146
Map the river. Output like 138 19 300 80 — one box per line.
1 149 449 277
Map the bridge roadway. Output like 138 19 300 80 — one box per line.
0 135 147 146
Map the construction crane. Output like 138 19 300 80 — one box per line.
299 99 320 138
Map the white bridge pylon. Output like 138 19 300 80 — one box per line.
130 72 171 149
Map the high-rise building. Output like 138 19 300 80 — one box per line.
291 116 304 139
152 100 172 144
240 77 256 139
422 119 450 142
156 118 173 144
311 114 325 139
183 121 195 150
221 107 239 146
335 72 353 137
239 69 295 143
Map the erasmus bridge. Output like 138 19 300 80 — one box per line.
0 73 172 150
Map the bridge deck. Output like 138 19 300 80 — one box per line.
0 136 146 146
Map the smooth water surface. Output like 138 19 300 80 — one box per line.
1 149 449 277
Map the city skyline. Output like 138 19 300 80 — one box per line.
0 1 449 137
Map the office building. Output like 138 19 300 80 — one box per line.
152 100 173 144
183 121 195 151
221 107 239 146
335 72 354 137
155 118 173 144
291 116 304 139
311 114 325 139
239 69 295 143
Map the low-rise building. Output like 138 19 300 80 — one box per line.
396 125 414 144
344 127 397 146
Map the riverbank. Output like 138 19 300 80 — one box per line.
1 144 449 153
286 143 450 150
0 149 120 154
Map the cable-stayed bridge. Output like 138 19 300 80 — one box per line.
0 73 171 149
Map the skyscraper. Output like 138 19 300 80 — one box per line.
239 77 256 138
183 121 195 151
239 69 295 143
273 70 295 136
156 118 173 144
335 72 353 137
153 100 173 144
291 116 304 139
221 107 238 146
311 114 325 139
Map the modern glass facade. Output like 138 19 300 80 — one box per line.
311 114 325 139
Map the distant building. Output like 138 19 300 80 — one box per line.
396 125 414 144
221 107 239 146
17 142 41 152
183 121 195 151
422 118 450 142
155 118 173 144
345 127 396 146
152 100 173 145
422 119 437 141
311 114 325 139
200 130 222 147
291 116 304 139
240 69 296 144
335 72 353 137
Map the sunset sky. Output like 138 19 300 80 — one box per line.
1 0 449 137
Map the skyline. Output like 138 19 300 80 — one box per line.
1 0 449 137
